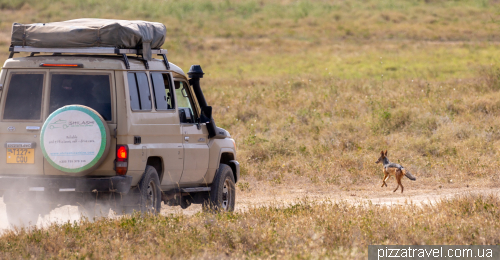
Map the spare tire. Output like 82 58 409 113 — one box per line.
40 105 110 174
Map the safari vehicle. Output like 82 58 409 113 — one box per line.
0 19 239 226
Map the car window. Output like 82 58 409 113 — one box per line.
3 73 44 120
49 74 112 121
151 72 174 110
127 72 152 111
127 73 140 111
175 81 197 123
136 73 152 110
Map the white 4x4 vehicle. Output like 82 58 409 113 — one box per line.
0 19 239 226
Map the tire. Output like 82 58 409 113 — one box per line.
206 164 236 212
6 204 41 227
137 166 162 214
40 105 111 175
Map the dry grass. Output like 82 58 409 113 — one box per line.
0 195 498 259
210 72 500 191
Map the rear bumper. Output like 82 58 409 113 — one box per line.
0 175 133 194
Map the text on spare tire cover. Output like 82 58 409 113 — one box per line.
41 106 106 173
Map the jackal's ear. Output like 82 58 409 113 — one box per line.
380 150 384 155
384 150 388 156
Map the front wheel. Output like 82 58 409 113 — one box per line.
138 166 162 214
205 164 236 212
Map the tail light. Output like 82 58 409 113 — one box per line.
115 145 129 175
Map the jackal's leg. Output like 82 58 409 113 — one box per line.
398 172 404 193
393 171 400 192
381 173 389 187
385 175 391 187
395 170 404 193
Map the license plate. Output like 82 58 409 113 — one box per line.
7 148 34 164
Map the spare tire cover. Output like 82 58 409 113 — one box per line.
41 105 110 174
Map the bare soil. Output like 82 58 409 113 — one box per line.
1 184 498 231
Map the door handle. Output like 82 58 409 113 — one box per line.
184 136 189 142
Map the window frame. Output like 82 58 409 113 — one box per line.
174 79 201 124
1 71 47 122
127 73 141 111
127 71 153 112
47 71 114 122
150 72 175 111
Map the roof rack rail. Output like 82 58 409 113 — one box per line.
8 46 169 70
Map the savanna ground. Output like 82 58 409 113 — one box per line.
0 0 500 259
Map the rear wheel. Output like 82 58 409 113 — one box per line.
138 166 162 214
205 164 236 212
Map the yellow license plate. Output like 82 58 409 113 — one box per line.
7 148 34 164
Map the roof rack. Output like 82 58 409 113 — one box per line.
8 46 170 70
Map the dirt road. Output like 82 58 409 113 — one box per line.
1 186 499 230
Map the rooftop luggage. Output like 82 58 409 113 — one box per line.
11 19 166 60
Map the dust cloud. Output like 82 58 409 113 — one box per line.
0 196 117 232
0 196 196 232
0 197 79 231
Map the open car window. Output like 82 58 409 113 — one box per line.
151 72 174 110
175 81 197 123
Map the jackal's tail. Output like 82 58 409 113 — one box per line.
403 169 416 181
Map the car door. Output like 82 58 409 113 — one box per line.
126 71 184 187
174 80 209 185
0 70 47 177
148 72 184 186
43 71 117 176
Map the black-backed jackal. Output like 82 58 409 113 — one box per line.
375 150 416 193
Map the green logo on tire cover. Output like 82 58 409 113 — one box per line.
41 106 106 173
